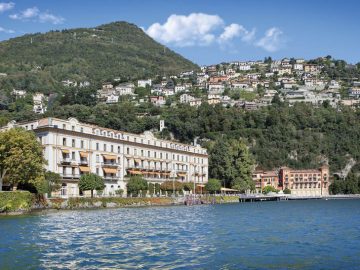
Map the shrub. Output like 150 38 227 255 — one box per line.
0 191 34 213
262 185 278 194
283 188 291 194
115 189 124 196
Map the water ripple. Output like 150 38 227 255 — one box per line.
1 200 360 269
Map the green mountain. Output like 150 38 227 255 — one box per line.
0 21 198 92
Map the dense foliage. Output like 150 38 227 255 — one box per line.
329 172 360 194
0 191 34 213
0 127 46 191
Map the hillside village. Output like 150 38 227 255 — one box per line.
8 56 360 114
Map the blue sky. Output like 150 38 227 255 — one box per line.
0 0 359 65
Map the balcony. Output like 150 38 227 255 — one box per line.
104 176 118 181
60 173 81 179
60 158 77 166
79 159 88 165
102 162 120 168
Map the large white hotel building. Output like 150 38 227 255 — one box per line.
1 117 208 197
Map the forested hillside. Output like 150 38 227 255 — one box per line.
0 21 198 93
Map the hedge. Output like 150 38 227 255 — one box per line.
0 191 34 213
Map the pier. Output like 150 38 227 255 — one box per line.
239 194 360 203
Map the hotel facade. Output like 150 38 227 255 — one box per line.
252 166 330 196
279 166 329 196
1 117 208 197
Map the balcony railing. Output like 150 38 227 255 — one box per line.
60 173 81 179
102 162 120 167
127 166 170 171
60 158 72 164
104 176 118 181
79 159 88 165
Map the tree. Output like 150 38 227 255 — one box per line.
183 182 194 192
160 180 183 192
262 185 278 194
35 171 61 196
0 127 46 191
126 175 148 197
44 171 61 195
283 188 291 194
78 173 105 198
155 183 161 195
205 178 221 194
148 183 155 197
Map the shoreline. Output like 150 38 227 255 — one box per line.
2 194 360 216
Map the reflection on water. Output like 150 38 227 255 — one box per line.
1 200 360 269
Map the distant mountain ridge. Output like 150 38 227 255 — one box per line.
0 21 198 91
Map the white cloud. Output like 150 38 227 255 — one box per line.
0 26 14 33
9 6 39 20
0 2 14 13
146 13 224 47
219 23 255 43
39 12 64 25
9 6 64 24
145 13 285 52
255 27 284 52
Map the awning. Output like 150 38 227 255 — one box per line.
221 187 239 192
79 166 90 172
134 159 141 163
103 167 117 174
128 170 142 175
197 184 205 187
103 154 116 160
79 151 88 158
177 172 187 177
61 149 70 154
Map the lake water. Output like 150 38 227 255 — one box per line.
1 200 360 269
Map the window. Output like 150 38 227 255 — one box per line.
72 152 75 160
141 150 143 156
96 155 99 162
63 138 66 146
118 146 121 154
63 124 66 129
127 147 130 155
96 168 99 175
103 144 107 152
31 124 33 129
72 167 75 175
111 145 114 152
72 139 75 148
72 126 75 131
81 140 84 148
80 127 84 133
96 143 99 151
148 151 151 157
